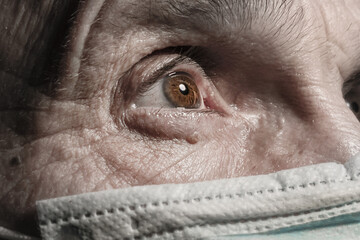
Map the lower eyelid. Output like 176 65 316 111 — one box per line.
123 107 221 142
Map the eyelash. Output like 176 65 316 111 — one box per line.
136 56 198 96
140 60 204 99
132 47 217 109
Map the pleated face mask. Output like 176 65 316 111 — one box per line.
34 153 360 240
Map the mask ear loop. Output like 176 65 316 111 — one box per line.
0 226 40 240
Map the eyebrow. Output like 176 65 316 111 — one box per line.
140 0 302 37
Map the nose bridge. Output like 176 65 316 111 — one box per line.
241 75 360 169
298 92 360 163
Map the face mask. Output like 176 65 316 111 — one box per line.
35 153 360 240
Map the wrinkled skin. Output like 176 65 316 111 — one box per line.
1 0 360 236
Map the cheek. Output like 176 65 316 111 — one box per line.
92 132 204 184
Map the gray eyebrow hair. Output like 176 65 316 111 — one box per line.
142 0 301 37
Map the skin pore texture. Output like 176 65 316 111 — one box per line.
1 0 360 236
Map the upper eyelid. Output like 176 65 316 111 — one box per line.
137 56 185 94
136 55 204 96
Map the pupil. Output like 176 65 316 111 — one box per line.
179 83 189 95
350 102 359 113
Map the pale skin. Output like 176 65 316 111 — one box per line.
1 0 360 237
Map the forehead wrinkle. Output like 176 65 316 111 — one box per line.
141 0 299 35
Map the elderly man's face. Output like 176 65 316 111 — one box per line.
1 0 360 236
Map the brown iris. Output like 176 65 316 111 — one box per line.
163 72 201 108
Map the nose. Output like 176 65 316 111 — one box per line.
283 83 360 165
227 73 360 176
315 88 360 163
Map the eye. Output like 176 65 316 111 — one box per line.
131 51 216 110
344 83 360 120
117 49 230 140
343 75 360 121
117 46 231 140
133 65 206 109
163 72 201 108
